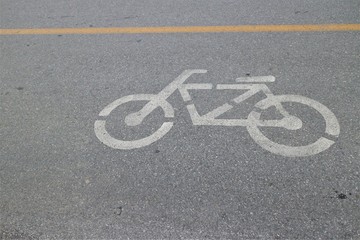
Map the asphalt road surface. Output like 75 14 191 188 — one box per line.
1 0 360 239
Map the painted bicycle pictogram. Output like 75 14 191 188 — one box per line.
94 70 340 157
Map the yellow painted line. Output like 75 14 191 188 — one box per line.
1 24 360 35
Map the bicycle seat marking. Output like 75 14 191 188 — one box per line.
94 69 340 157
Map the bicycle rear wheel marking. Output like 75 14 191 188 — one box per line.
247 95 340 157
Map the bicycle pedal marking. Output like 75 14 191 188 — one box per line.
94 69 340 157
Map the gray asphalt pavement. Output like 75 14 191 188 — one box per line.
1 0 360 239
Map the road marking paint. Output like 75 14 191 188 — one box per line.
1 24 360 35
247 95 340 157
236 76 275 82
95 70 340 156
124 70 207 127
232 89 260 104
202 103 234 119
95 94 174 150
179 83 213 102
95 120 173 150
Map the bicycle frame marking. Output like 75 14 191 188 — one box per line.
95 69 340 156
125 70 293 128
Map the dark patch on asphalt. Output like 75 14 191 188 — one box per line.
155 149 160 153
334 191 351 199
115 206 123 216
124 15 139 20
327 190 354 199
295 10 309 14
16 87 24 90
337 193 347 199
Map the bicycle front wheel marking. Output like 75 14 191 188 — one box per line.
94 120 173 150
247 95 340 157
94 94 174 150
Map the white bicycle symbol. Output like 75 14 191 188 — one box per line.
94 70 340 157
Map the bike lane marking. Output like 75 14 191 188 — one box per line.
94 70 340 157
1 24 360 35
